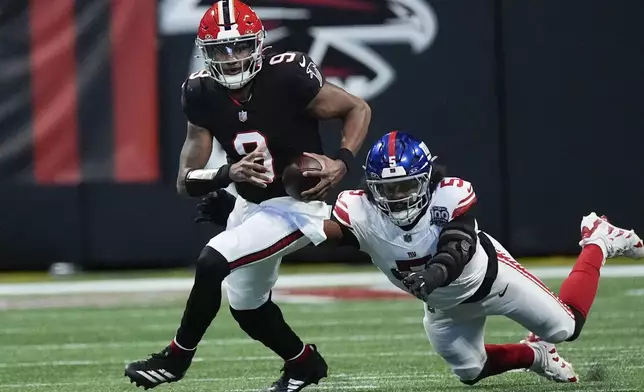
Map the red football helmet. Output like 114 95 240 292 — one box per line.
196 1 265 90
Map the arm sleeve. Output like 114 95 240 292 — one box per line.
430 212 478 286
329 210 360 249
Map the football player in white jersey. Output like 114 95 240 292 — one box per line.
323 131 644 385
196 130 644 385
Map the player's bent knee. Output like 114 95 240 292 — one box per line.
227 291 271 311
454 365 485 385
534 320 576 343
532 312 578 343
195 246 230 282
229 299 279 340
540 329 570 344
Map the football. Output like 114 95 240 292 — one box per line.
282 155 322 200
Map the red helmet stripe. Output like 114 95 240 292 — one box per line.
387 130 398 160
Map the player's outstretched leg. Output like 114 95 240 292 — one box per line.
559 212 644 341
230 301 328 392
124 246 230 389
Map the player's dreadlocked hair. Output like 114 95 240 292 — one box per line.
429 164 447 194
358 164 447 202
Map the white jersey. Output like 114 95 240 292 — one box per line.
332 177 489 310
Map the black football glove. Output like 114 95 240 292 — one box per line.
194 189 237 226
401 263 448 302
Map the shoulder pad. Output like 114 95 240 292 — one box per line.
182 69 213 103
265 51 325 105
430 177 477 222
332 190 369 229
181 70 216 128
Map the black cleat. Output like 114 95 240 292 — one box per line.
262 344 328 392
124 345 194 389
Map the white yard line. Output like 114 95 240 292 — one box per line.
0 272 385 296
0 373 444 389
5 333 426 351
0 358 641 389
0 302 422 320
2 315 641 338
2 345 643 367
2 382 638 392
567 390 640 392
2 265 644 296
0 316 422 335
5 324 644 351
626 289 644 296
230 385 379 392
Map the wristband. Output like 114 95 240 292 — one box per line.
334 148 355 172
184 165 232 197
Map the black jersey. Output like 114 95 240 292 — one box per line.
181 51 326 204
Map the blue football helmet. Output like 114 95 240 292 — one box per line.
364 131 437 226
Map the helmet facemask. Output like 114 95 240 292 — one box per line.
367 170 431 226
196 31 265 90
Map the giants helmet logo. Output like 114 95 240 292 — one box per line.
161 0 438 100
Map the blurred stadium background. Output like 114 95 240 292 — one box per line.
1 1 644 391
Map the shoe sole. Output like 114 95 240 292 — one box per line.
264 367 328 392
124 369 181 390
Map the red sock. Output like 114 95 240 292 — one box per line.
483 344 535 376
288 344 312 363
558 244 605 318
170 338 196 354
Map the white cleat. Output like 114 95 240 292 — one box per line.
521 333 578 383
579 212 644 261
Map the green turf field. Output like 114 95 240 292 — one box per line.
1 274 643 392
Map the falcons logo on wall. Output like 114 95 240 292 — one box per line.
160 0 438 100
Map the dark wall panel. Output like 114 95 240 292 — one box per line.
502 0 644 255
0 186 81 270
3 1 644 269
80 184 219 267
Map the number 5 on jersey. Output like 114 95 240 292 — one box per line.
233 131 276 182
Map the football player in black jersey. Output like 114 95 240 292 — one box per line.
124 1 370 391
